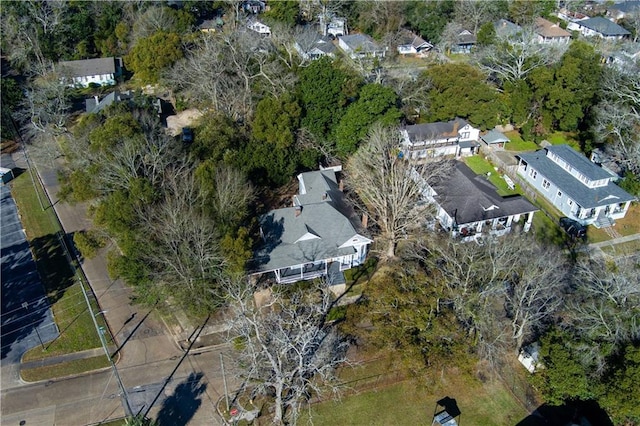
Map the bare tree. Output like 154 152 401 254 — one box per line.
345 124 446 259
131 5 177 42
568 254 640 346
140 168 227 313
455 0 495 34
592 67 640 174
474 28 565 84
165 32 295 121
412 234 568 354
227 280 349 425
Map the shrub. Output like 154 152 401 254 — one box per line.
73 230 106 259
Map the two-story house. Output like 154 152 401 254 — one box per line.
420 161 538 241
400 118 480 159
517 145 635 227
251 169 372 288
58 57 122 87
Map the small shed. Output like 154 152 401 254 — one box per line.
481 130 510 149
518 342 542 373
433 397 461 426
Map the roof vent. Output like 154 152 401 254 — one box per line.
295 206 303 217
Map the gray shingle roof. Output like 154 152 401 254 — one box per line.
518 148 635 209
481 130 509 145
58 57 118 78
427 161 538 226
339 34 382 52
578 17 630 36
405 118 469 142
253 170 369 273
546 145 612 181
495 19 523 38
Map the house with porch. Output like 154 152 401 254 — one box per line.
534 17 571 44
251 169 372 287
567 16 630 40
400 118 480 159
58 57 122 87
396 30 433 56
338 34 386 59
247 19 271 36
517 145 635 227
420 161 538 241
294 33 337 61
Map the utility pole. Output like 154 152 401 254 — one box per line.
79 279 133 417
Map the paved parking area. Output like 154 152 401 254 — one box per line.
1 184 58 364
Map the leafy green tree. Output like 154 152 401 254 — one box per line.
190 112 246 162
263 0 299 27
600 344 640 424
335 84 402 156
298 57 360 141
548 41 601 131
1 77 22 140
477 21 496 46
252 94 302 149
344 267 469 375
89 113 142 152
220 227 253 274
405 0 455 44
126 32 183 84
533 329 595 404
424 63 500 129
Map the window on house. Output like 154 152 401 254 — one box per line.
529 169 537 179
568 199 573 206
461 132 470 139
542 179 550 190
557 190 562 198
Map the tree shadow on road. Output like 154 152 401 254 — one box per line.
156 372 207 426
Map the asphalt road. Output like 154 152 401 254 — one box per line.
1 184 59 381
1 154 239 425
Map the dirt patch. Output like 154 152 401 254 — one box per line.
165 108 204 136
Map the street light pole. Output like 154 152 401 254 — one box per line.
79 279 133 417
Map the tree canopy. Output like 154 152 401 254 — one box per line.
126 31 183 84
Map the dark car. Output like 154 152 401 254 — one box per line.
182 127 194 144
559 217 587 239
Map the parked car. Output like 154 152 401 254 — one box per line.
559 217 587 239
182 127 193 143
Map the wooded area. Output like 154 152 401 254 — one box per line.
2 1 639 424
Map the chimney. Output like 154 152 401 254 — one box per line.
452 120 460 135
295 206 302 217
94 95 99 103
339 180 344 191
322 192 328 200
361 213 368 229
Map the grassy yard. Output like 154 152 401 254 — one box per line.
503 131 538 152
545 132 581 151
588 203 640 243
305 358 528 425
11 172 107 363
20 355 109 382
463 156 518 196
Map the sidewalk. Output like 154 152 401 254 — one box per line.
589 232 640 249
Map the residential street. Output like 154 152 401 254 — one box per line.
1 152 239 425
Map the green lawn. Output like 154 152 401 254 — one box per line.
20 355 110 382
11 172 107 363
545 132 581 151
463 156 518 196
504 131 538 152
306 366 528 425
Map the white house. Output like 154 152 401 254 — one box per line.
294 33 336 61
419 161 538 241
326 17 348 38
58 57 122 87
517 145 635 227
337 34 386 59
400 118 480 159
396 30 433 56
534 17 571 44
247 19 271 36
251 169 372 288
567 16 631 40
